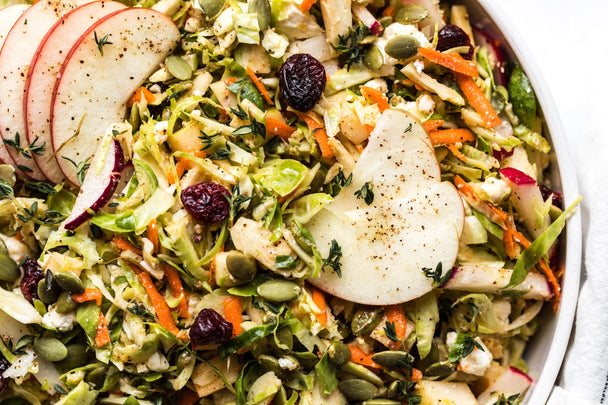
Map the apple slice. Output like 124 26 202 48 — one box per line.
63 132 125 231
476 366 532 405
307 109 464 305
0 0 91 180
51 7 180 185
25 0 127 184
0 4 28 174
500 167 550 238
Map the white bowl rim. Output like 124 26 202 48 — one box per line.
472 1 583 403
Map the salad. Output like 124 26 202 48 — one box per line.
0 0 579 404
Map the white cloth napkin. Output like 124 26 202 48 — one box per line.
500 1 608 404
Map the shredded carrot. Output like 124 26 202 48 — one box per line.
360 86 390 113
175 159 189 180
246 67 273 105
382 5 394 17
224 77 237 85
73 288 103 306
455 74 502 128
300 0 316 12
453 175 510 227
311 288 327 325
223 296 243 336
147 219 159 254
385 305 407 349
127 87 155 107
422 119 444 133
412 368 423 382
95 313 111 347
163 263 189 318
129 264 180 336
429 128 475 145
266 117 296 139
177 389 199 405
297 112 334 159
446 144 468 162
347 345 381 369
419 47 478 77
503 226 516 259
113 236 142 256
364 124 375 133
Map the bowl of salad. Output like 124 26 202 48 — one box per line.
0 0 581 404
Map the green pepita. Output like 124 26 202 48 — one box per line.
384 35 420 60
198 0 226 19
377 16 393 28
363 400 401 405
258 354 291 379
37 277 60 305
56 292 77 314
328 341 351 366
364 45 384 72
0 254 19 282
341 361 384 387
257 279 300 302
34 337 68 362
85 365 108 389
424 361 455 377
226 251 257 281
166 55 193 81
394 5 429 24
270 326 293 354
338 379 377 401
351 307 383 336
54 271 85 294
250 0 271 31
370 351 410 369
57 344 89 369
0 238 8 256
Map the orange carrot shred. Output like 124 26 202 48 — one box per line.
297 112 334 159
347 345 381 368
411 368 423 382
455 73 502 128
422 119 444 132
127 87 155 107
113 236 142 256
163 263 189 318
223 296 243 336
382 5 394 17
265 117 296 139
225 77 237 85
300 0 316 12
453 175 509 227
385 305 408 349
447 144 468 162
246 67 273 105
360 86 390 112
419 47 478 77
129 264 180 336
428 128 475 145
95 313 111 347
73 288 103 306
147 219 159 254
312 288 327 325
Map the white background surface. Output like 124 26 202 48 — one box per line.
499 1 608 403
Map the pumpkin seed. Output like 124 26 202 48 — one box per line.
166 55 193 81
259 354 292 379
425 361 455 377
0 238 8 256
56 292 77 314
384 35 420 60
341 361 384 387
363 400 401 405
257 279 300 302
0 254 19 282
371 351 411 369
54 272 85 294
338 379 377 401
85 365 108 389
37 276 60 305
34 337 68 362
270 326 293 354
364 45 384 71
328 341 351 366
377 16 393 28
226 251 257 281
250 0 271 31
394 5 429 24
198 0 226 19
57 344 89 369
351 307 383 336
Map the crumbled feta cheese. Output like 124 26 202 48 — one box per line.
262 28 289 58
184 17 201 33
413 59 425 74
0 234 29 263
146 352 170 372
416 94 436 115
41 305 76 332
480 177 511 204
2 349 36 380
446 331 493 376
278 357 299 371
154 120 169 133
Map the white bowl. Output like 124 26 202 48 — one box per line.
463 1 582 403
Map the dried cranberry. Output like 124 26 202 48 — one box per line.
20 258 43 302
0 352 8 392
539 184 563 208
492 148 514 161
437 24 473 60
181 182 231 224
189 308 232 346
279 54 326 112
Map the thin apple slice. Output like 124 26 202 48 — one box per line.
51 8 180 185
0 0 91 180
477 366 532 405
0 4 28 174
25 0 127 184
63 131 125 231
308 109 465 305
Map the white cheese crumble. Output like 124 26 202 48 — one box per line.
41 305 76 332
480 177 511 204
446 331 493 376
